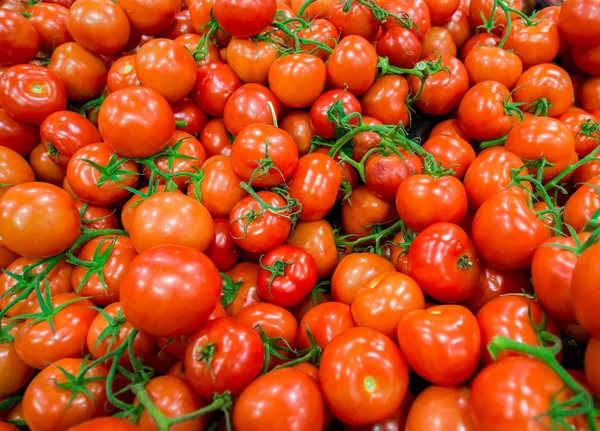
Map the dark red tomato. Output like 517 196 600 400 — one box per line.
233 368 326 431
161 9 197 39
0 64 66 125
67 143 139 206
398 305 480 385
117 0 177 36
513 63 574 118
441 9 470 49
408 222 480 303
41 111 101 167
342 186 397 238
572 239 600 339
199 118 233 157
71 235 138 306
0 108 38 156
351 116 382 161
204 218 240 271
376 27 421 69
0 10 39 66
213 0 276 38
22 358 109 431
458 32 499 62
363 149 422 200
268 54 326 109
558 0 600 46
361 75 410 127
396 174 467 232
120 244 221 337
464 46 522 90
297 301 355 350
405 386 474 431
184 317 264 398
26 3 72 52
503 19 560 68
107 55 139 93
380 0 431 40
227 38 277 86
310 89 361 138
281 110 315 156
326 35 378 96
230 123 298 187
320 327 410 426
47 42 108 101
327 0 379 40
288 153 341 220
420 26 457 59
67 0 130 55
421 135 475 179
15 293 97 369
135 38 197 103
223 83 281 136
476 295 561 364
98 87 175 158
171 97 208 136
296 19 339 61
472 193 550 270
468 0 522 35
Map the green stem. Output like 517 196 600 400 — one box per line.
545 145 600 191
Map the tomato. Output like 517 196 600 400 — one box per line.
268 54 326 109
184 317 264 398
67 0 130 55
116 0 177 35
310 89 362 138
559 109 600 157
175 35 221 69
0 64 66 125
512 63 573 118
227 38 277 86
233 368 325 431
120 244 221 337
342 186 397 238
361 75 410 127
223 83 281 136
572 242 600 339
465 47 521 92
196 119 232 159
470 357 573 431
352 116 383 161
574 159 600 185
29 142 65 185
230 124 298 188
228 191 292 253
420 26 457 59
171 97 208 137
558 0 600 46
67 143 139 206
296 301 355 350
64 418 142 431
468 0 522 35
0 108 38 156
22 358 109 431
503 19 560 68
585 337 600 398
505 116 575 180
409 54 469 116
213 0 276 38
564 175 600 229
107 55 139 93
476 295 561 364
0 239 18 270
345 393 414 431
458 32 499 62
327 0 379 40
161 9 197 39
26 3 72 52
429 118 471 143
326 35 378 96
365 148 424 200
376 27 421 69
0 10 39 66
463 147 530 210
71 235 138 306
405 386 474 431
0 321 34 398
381 0 431 39
472 193 550 270
398 305 480 385
421 134 474 179
291 0 334 18
441 10 471 49
204 218 240 272
286 219 338 279
320 327 409 426
296 19 339 60
280 111 315 156
98 87 175 158
223 262 261 316
15 293 97 369
0 146 34 198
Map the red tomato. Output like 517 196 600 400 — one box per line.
0 146 34 197
286 219 338 279
558 0 600 46
310 89 362 138
464 45 522 89
171 97 208 137
503 19 560 68
327 0 379 40
0 108 39 156
26 3 72 52
120 244 221 337
280 110 315 156
421 134 475 178
326 35 378 95
458 32 499 62
441 10 471 49
296 19 339 60
204 218 240 272
116 0 178 35
227 38 278 85
223 262 261 317
361 75 411 127
381 0 431 40
429 118 470 143
572 242 600 339
558 109 600 157
342 186 397 238
364 148 422 200
0 320 34 398
268 54 327 108
213 0 276 38
376 27 421 69
0 10 39 66
223 83 281 136
198 119 233 158
405 386 474 431
297 301 355 350
30 142 67 185
161 9 197 39
63 418 142 431
420 27 457 58
468 0 522 35
585 337 600 398
107 55 139 93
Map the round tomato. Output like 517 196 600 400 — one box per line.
297 301 356 350
171 97 208 137
280 110 315 156
269 54 327 108
0 321 34 398
342 186 397 238
0 10 39 66
558 0 600 46
326 35 378 95
0 108 39 156
512 63 573 117
213 0 276 38
0 146 34 197
421 134 475 178
464 45 522 89
223 83 281 136
377 27 421 69
107 55 139 93
223 262 261 317
405 386 474 431
26 3 72 52
192 62 241 118
116 0 177 35
328 0 379 40
572 242 600 339
204 218 240 272
227 38 277 85
286 219 338 279
420 26 457 58
360 75 411 127
503 19 560 68
310 89 362 138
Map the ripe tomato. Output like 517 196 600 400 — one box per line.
98 87 175 158
287 219 338 279
29 142 66 185
117 0 177 35
233 368 325 431
223 83 281 136
376 27 421 69
196 119 232 158
327 0 379 40
441 9 471 49
120 244 221 337
297 301 356 350
364 148 422 200
26 3 72 52
107 55 139 93
223 262 261 316
0 10 39 66
361 75 411 127
204 218 240 271
459 32 499 62
161 9 197 38
269 53 327 108
184 317 264 398
320 327 409 426
503 19 560 68
468 0 522 35
464 46 522 89
0 146 34 197
572 242 600 339
0 108 38 156
327 35 378 95
342 186 397 238
381 0 431 39
558 0 600 46
398 305 480 385
171 97 208 138
405 386 474 431
429 118 471 142
421 134 474 178
280 111 315 156
213 0 276 38
420 27 457 58
0 321 34 398
352 271 424 339
296 19 339 60
310 89 362 138
472 193 550 270
585 337 600 398
22 358 109 431
558 109 600 157
61 418 142 431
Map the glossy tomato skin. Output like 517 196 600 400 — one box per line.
0 10 39 66
192 62 241 118
472 193 551 270
184 317 264 398
287 219 338 279
320 327 409 426
213 0 276 38
233 368 326 431
257 245 318 308
26 3 72 52
328 0 379 40
98 87 175 158
0 108 39 156
120 245 222 337
223 262 261 317
572 242 600 339
29 142 67 185
280 111 315 156
0 146 34 198
204 218 240 272
268 53 326 108
420 26 457 58
563 176 600 232
503 19 560 68
107 55 139 93
361 75 410 127
398 305 480 385
376 27 421 69
41 111 101 166
116 0 177 36
227 39 277 85
0 64 67 125
297 301 356 350
66 417 142 431
464 45 522 90
171 97 208 137
223 83 281 136
310 89 362 138
381 0 431 39
0 182 80 258
297 19 339 60
558 109 600 157
341 186 397 238
585 337 600 398
327 35 378 96
364 149 422 200
405 386 474 431
0 320 35 399
558 0 600 46
421 134 474 179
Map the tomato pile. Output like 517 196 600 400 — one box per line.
1 0 600 428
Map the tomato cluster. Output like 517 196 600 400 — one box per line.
1 0 600 429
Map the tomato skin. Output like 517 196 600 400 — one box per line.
171 97 208 137
296 19 339 60
107 55 139 93
585 337 600 398
223 262 260 316
405 386 474 431
23 358 109 431
66 418 142 431
558 0 600 47
361 75 410 127
0 146 34 198
184 317 264 398
297 301 355 350
472 193 550 271
351 271 424 340
421 134 474 179
470 357 572 431
320 327 409 426
197 118 233 158
327 35 378 96
67 143 140 206
233 368 325 431
441 9 470 49
0 108 38 156
342 186 397 239
0 10 39 66
227 38 277 85
213 0 276 38
468 0 521 35
420 26 457 58
376 27 421 69
288 153 342 221
223 83 281 136
257 245 318 308
459 32 499 62
364 149 423 201
41 111 101 166
98 87 175 158
503 19 560 68
120 245 222 337
268 54 327 109
429 118 470 143
572 242 600 339
464 46 522 90
327 0 379 40
287 219 338 279
381 0 431 39
558 109 600 157
29 142 66 185
310 89 362 139
0 64 67 125
161 9 197 39
204 218 240 272
0 321 34 399
26 3 72 52
0 182 80 258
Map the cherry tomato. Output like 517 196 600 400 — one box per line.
0 10 39 66
327 35 378 95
